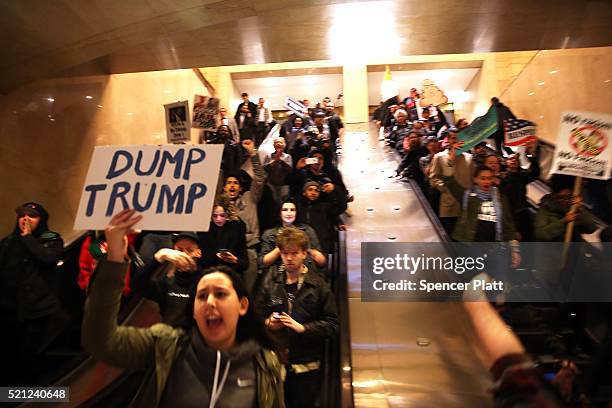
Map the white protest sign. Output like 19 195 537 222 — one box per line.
284 97 306 117
550 111 612 180
164 101 191 143
74 144 223 231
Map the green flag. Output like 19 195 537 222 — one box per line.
456 107 498 155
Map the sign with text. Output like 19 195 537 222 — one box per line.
504 118 537 147
550 111 612 180
284 97 306 118
164 101 191 143
192 95 219 131
74 144 223 231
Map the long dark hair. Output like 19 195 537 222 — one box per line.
183 265 276 351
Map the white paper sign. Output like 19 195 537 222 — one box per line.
74 144 223 231
165 101 191 143
284 97 306 117
550 111 612 180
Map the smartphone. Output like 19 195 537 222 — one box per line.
305 157 318 165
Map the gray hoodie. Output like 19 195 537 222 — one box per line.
160 329 260 408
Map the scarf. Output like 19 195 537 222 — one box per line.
463 186 503 241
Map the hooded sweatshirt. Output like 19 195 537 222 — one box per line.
160 330 260 408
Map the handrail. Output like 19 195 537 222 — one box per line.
336 230 354 407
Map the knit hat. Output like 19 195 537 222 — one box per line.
303 181 321 192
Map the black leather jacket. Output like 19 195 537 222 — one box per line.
254 265 338 364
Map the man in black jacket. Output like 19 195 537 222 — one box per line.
0 202 64 385
234 92 257 120
490 97 517 155
255 227 338 408
130 232 202 327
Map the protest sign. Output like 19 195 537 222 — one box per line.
550 111 611 180
164 101 191 143
456 107 498 155
284 97 306 117
192 95 219 131
74 144 223 231
504 118 537 147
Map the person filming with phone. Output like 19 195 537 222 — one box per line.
255 227 338 408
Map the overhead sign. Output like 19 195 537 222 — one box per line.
164 101 191 143
456 107 498 155
74 144 223 231
504 118 537 147
192 95 219 131
550 111 612 180
284 97 306 117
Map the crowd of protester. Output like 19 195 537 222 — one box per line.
1 95 348 407
375 91 611 406
1 89 611 407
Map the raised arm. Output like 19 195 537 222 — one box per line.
82 209 169 369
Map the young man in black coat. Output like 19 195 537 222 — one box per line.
255 227 338 408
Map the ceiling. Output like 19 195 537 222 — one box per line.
1 0 611 93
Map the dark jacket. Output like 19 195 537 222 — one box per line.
500 153 541 214
443 176 516 242
534 194 597 242
296 192 347 253
255 265 338 365
396 145 429 187
491 102 516 152
197 220 249 273
131 261 202 327
0 221 63 321
82 260 285 408
235 101 258 119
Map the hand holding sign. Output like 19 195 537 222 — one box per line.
105 209 142 263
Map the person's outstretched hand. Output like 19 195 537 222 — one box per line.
105 209 142 263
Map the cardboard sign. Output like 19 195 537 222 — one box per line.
74 144 223 231
164 101 191 143
550 111 612 180
284 97 306 118
192 95 220 131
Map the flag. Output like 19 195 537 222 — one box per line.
504 118 537 147
456 107 498 155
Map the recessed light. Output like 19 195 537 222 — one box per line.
528 92 535 96
127 112 134 116
85 95 93 99
97 105 103 108
46 98 55 102
537 82 545 86
549 70 558 74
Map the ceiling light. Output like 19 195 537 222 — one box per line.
528 92 535 96
85 95 93 99
97 105 103 108
549 70 558 74
538 82 545 86
46 97 55 102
